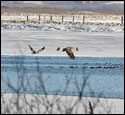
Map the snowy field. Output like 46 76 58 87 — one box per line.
1 22 124 32
1 22 124 57
1 93 124 114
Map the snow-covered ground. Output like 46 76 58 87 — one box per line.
1 22 124 32
1 23 124 57
105 1 124 5
1 93 124 114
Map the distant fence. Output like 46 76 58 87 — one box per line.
1 14 124 25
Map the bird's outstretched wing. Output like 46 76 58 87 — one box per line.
28 45 36 54
36 46 45 53
66 48 75 59
63 48 66 51
56 47 60 51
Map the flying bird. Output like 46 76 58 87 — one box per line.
28 45 45 54
63 47 75 59
56 47 60 51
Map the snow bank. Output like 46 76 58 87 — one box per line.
1 22 124 32
1 93 124 114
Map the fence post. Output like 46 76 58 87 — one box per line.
121 16 124 25
50 15 52 22
62 16 63 22
83 16 85 24
39 15 40 22
44 15 45 22
27 15 29 22
73 16 74 22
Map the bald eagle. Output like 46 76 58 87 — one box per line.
63 47 75 59
28 45 45 54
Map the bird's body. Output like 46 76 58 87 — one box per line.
76 47 79 51
28 45 45 54
63 47 75 59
